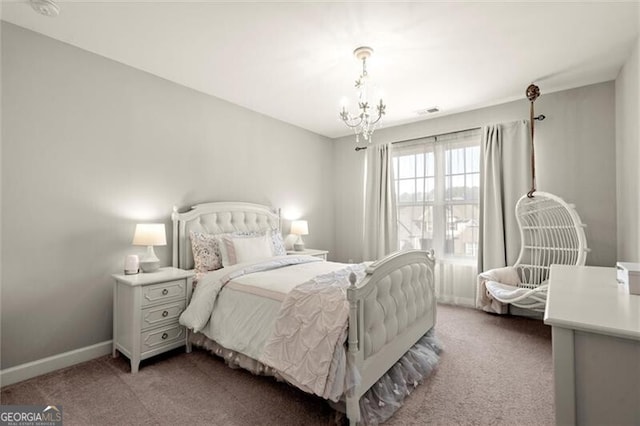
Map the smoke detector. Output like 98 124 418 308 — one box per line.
30 0 60 17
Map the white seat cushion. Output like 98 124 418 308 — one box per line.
485 281 532 303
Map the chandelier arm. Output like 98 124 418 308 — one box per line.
340 117 365 129
367 113 384 126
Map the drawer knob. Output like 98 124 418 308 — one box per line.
161 332 168 340
162 289 169 296
162 310 169 317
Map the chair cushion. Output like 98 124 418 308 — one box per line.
478 266 521 287
485 281 533 303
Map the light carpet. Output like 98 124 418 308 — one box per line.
1 304 554 425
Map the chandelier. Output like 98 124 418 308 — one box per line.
339 46 386 143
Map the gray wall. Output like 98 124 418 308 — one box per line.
1 23 335 369
333 82 617 268
615 36 640 263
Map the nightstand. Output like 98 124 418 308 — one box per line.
287 248 329 260
112 267 194 373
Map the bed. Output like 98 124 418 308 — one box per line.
171 201 438 424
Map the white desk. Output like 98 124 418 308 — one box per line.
544 265 640 425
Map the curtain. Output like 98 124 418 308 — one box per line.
363 143 398 261
478 120 532 273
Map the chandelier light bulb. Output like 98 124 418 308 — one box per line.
338 46 386 144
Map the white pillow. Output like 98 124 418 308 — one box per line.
217 230 285 267
217 235 232 267
229 233 273 264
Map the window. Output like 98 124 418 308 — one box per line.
393 129 481 262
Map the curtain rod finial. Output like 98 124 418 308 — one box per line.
526 84 540 102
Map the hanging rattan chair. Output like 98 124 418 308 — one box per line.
477 191 589 314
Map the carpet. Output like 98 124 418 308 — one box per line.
0 304 554 425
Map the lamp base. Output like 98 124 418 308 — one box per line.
284 234 297 251
140 260 160 273
294 235 305 251
140 246 160 273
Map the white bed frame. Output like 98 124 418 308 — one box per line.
172 202 437 425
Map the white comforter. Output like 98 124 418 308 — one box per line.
180 255 324 333
179 255 364 401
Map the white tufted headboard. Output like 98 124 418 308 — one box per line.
171 202 281 270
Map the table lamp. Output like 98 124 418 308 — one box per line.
290 220 308 251
132 223 166 273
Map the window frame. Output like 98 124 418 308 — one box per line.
393 129 481 264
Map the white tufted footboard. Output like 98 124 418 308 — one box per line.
346 249 436 425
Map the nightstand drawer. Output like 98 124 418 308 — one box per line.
142 280 186 306
140 300 185 330
140 324 185 353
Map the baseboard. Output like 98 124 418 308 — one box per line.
0 340 112 387
436 296 475 307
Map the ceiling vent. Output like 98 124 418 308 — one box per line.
416 107 440 116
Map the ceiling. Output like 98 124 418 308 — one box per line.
2 1 638 139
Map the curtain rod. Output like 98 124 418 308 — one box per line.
354 126 482 152
353 115 546 152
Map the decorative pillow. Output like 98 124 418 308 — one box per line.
189 231 223 272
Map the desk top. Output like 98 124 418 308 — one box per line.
544 265 640 341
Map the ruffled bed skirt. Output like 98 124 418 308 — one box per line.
189 329 442 425
353 329 442 424
189 333 285 379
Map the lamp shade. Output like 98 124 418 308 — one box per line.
132 223 167 246
290 220 309 236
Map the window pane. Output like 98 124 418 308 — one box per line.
444 204 479 257
425 152 434 176
466 173 480 200
397 205 433 251
416 154 425 178
449 148 465 174
425 177 435 201
446 174 465 200
466 146 480 173
398 179 415 203
419 205 434 251
416 178 425 202
398 155 415 178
